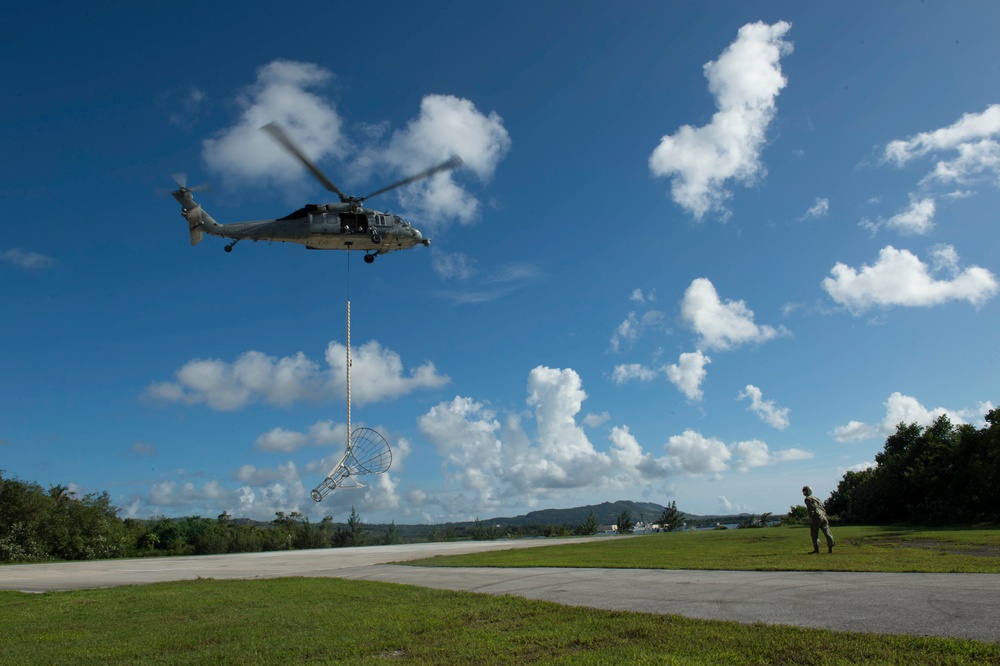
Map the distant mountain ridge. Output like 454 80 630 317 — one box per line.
485 500 668 527
473 500 766 530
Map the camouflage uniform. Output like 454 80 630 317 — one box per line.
802 486 834 553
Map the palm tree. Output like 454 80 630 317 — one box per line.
47 484 75 508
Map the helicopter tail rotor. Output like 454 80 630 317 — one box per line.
156 173 210 198
168 173 211 194
167 175 220 246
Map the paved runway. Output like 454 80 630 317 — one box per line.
2 538 998 643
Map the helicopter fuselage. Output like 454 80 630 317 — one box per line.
172 188 430 257
231 205 427 252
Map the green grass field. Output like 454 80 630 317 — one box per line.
403 525 1000 573
2 525 999 664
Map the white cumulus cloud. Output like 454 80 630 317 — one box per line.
861 197 936 235
666 430 810 476
202 60 347 188
649 21 793 219
681 278 788 351
583 411 610 428
363 94 511 226
612 350 711 403
664 430 731 475
665 350 712 402
822 245 998 313
147 340 449 410
630 288 656 303
610 310 664 353
884 197 936 234
831 420 879 443
737 385 790 430
147 478 240 516
415 367 813 520
800 197 829 221
254 427 309 453
612 363 660 384
419 367 663 513
324 340 450 405
878 105 1000 227
884 104 1000 169
833 392 995 442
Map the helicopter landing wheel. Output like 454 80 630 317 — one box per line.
364 254 376 264
224 240 238 253
370 231 382 244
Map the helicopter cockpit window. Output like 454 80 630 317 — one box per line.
394 215 407 226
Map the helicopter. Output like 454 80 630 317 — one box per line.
170 122 463 263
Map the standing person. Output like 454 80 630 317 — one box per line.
802 485 835 554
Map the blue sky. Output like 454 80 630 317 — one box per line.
2 2 998 524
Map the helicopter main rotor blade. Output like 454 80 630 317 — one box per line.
360 155 464 201
261 122 347 201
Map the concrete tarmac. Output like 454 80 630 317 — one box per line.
2 538 998 643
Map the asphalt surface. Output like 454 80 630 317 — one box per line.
2 537 998 643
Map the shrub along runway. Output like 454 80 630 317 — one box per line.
2 537 999 643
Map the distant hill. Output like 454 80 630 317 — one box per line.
484 500 668 527
475 501 760 528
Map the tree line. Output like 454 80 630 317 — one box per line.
0 473 387 563
0 478 131 562
0 471 632 563
822 408 1000 524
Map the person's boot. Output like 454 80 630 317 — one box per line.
808 548 819 554
828 545 834 554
